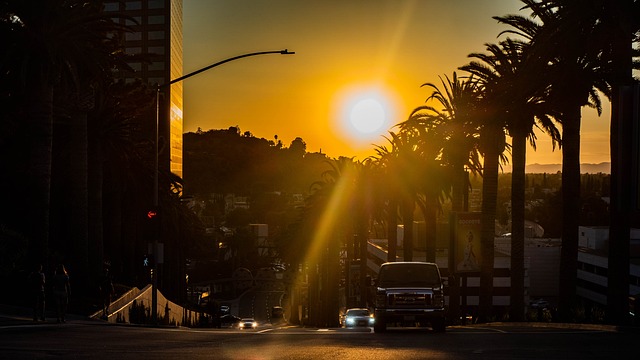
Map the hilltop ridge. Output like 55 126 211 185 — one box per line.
502 162 610 174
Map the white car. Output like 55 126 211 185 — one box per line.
238 318 258 329
343 308 374 328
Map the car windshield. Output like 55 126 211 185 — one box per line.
377 263 441 288
346 310 369 317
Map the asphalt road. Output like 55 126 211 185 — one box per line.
0 321 636 360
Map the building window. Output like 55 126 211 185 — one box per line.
148 15 165 25
126 17 141 26
125 47 142 55
125 32 142 41
149 31 165 40
104 2 119 11
149 77 165 86
148 0 164 9
125 1 142 10
148 46 165 55
149 61 165 71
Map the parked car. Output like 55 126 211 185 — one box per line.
238 318 258 329
343 308 374 328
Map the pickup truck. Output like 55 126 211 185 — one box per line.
373 261 446 332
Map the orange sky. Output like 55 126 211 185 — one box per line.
182 0 611 165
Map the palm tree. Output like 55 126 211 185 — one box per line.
371 142 401 263
0 0 130 283
494 0 612 321
306 157 357 326
461 37 561 321
400 72 482 322
603 0 640 325
373 131 423 262
401 73 482 213
460 41 520 322
409 126 451 264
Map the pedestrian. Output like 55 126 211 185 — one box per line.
52 264 71 323
30 264 46 322
99 268 114 319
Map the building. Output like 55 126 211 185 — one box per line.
577 226 640 307
104 0 184 178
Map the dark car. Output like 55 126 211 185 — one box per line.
218 314 241 328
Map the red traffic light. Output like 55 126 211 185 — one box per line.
147 210 158 219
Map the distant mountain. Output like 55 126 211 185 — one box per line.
502 162 611 174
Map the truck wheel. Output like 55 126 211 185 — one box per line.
431 318 446 332
373 320 386 333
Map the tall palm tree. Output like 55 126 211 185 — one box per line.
494 0 612 321
0 0 130 280
462 38 561 321
409 126 451 263
400 72 482 322
460 42 518 322
603 0 640 325
374 131 423 262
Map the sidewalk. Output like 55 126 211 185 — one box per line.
0 303 95 327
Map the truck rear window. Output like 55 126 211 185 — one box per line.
378 263 441 288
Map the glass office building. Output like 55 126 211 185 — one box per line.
104 0 184 178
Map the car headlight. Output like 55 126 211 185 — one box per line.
346 317 355 325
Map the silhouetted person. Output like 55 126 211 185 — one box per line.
99 268 114 319
30 264 46 321
52 264 70 323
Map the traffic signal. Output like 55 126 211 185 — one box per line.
143 254 154 267
147 209 158 219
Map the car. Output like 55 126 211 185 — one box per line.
343 308 374 328
238 318 258 329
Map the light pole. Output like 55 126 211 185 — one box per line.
151 49 295 324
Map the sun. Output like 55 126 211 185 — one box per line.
334 85 399 145
350 98 386 134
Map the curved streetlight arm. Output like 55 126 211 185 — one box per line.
160 49 295 89
151 48 294 324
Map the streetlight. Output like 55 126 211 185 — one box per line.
151 49 295 324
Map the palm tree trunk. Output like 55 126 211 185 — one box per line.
423 202 437 263
558 105 581 322
88 124 104 287
357 215 369 307
606 0 634 325
478 129 501 323
27 84 54 266
387 199 398 262
402 198 414 261
68 94 91 292
328 233 341 326
510 131 527 321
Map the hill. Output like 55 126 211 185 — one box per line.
502 162 610 174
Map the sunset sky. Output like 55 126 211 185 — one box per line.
182 0 611 166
